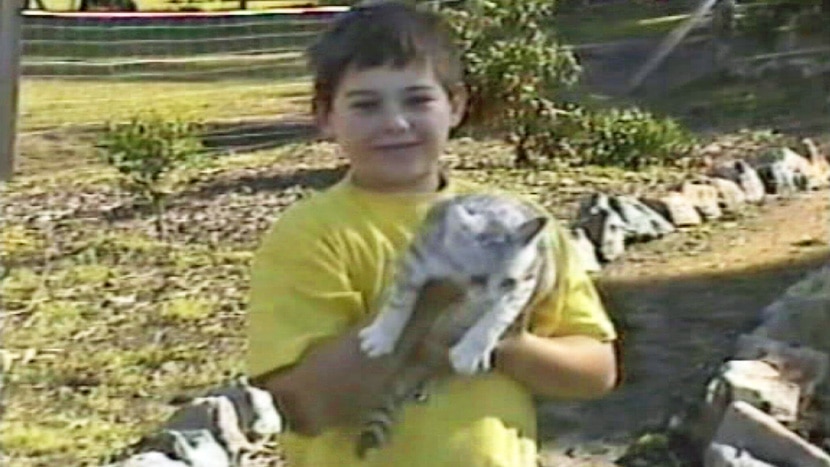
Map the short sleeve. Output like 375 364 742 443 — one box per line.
245 204 365 379
528 221 618 342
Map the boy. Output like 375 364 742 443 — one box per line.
246 2 619 466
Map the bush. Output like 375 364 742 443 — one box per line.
440 0 581 166
573 107 697 170
737 0 830 48
98 115 203 240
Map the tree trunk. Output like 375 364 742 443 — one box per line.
29 0 48 10
79 0 137 11
152 196 167 241
513 131 532 168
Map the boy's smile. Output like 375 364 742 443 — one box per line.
317 61 466 193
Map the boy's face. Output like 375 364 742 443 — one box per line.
318 61 466 193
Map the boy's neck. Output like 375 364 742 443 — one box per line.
350 171 445 195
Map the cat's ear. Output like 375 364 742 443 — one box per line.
515 216 548 246
442 204 473 246
447 203 476 229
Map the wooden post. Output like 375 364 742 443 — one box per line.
0 0 24 182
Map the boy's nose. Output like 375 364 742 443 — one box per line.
381 110 411 133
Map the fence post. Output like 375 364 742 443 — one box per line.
0 0 24 182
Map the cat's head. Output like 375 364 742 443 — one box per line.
442 202 548 295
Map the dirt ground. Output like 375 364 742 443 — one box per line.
538 191 830 465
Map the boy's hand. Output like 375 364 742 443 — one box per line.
255 325 398 436
253 280 466 436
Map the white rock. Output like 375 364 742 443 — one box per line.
644 192 702 227
708 177 747 213
679 180 723 220
715 360 800 423
735 334 829 398
569 227 602 273
713 401 830 467
116 452 188 467
704 443 776 467
169 429 231 467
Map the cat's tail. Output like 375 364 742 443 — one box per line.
355 371 431 459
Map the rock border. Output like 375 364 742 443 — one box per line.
567 138 830 275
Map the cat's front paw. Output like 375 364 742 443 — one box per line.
358 323 396 358
449 340 494 376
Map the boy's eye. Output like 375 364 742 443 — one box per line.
351 100 379 111
406 95 434 106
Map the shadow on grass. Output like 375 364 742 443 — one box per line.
98 165 348 224
537 249 830 460
186 164 347 199
200 116 318 154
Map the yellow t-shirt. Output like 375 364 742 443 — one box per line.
246 174 617 467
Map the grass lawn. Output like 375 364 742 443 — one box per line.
4 2 829 466
19 77 311 132
31 0 323 12
554 0 696 44
1 123 703 465
644 73 830 134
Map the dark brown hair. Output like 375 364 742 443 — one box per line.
307 1 464 116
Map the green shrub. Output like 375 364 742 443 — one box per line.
98 115 203 240
440 0 581 166
555 106 697 170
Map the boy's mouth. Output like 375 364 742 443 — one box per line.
373 141 421 150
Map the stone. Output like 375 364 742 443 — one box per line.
169 429 232 467
712 360 801 424
735 161 767 204
735 334 829 399
759 147 815 189
755 295 830 357
712 401 830 467
756 161 801 196
800 138 830 189
708 177 747 213
205 376 284 438
573 193 627 263
707 159 765 205
538 452 621 467
704 443 776 467
754 265 830 356
108 452 189 467
192 396 257 463
678 180 722 220
751 147 815 194
612 195 676 239
570 227 603 273
644 192 702 227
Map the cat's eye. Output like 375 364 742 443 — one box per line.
500 278 517 290
470 275 488 286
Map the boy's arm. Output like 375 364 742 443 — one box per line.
493 333 617 400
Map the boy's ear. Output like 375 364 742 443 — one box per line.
314 102 335 140
448 83 469 129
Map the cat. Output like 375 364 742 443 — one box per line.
355 193 557 458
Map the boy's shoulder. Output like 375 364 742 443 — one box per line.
266 180 352 232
